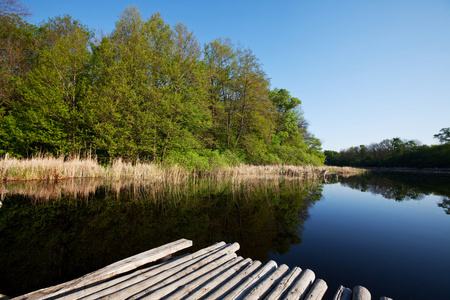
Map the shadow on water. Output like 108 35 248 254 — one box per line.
0 176 323 297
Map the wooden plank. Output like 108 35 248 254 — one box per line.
56 242 227 300
136 252 238 299
96 243 240 300
332 285 352 300
13 239 393 300
15 239 193 300
242 264 290 300
264 266 302 300
303 279 328 300
352 286 371 300
284 268 315 300
51 255 185 300
70 242 228 300
182 258 253 300
203 261 263 300
221 260 278 300
163 256 245 299
165 256 248 300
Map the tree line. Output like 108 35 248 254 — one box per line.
325 129 450 168
0 3 324 167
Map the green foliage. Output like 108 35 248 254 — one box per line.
267 88 325 165
0 5 325 166
325 137 450 168
1 15 93 156
164 149 245 171
434 127 450 144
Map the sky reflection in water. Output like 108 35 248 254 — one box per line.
271 176 450 300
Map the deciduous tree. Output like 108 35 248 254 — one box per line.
434 127 450 144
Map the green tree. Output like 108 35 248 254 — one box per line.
12 15 93 154
0 13 36 155
434 128 450 144
203 38 237 150
1 15 92 156
88 7 209 161
203 39 274 163
155 20 209 161
86 6 156 159
269 88 301 145
232 48 272 157
0 4 326 166
267 88 324 165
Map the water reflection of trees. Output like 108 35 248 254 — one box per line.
438 197 450 214
0 177 323 297
339 173 450 213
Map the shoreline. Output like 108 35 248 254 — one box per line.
367 167 450 176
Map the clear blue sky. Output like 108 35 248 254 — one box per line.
22 0 450 151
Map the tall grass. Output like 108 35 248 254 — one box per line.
0 153 104 181
0 155 367 202
212 164 367 180
0 153 367 182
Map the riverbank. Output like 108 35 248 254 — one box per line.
0 154 366 182
368 167 450 176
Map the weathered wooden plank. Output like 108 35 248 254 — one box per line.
56 242 227 300
303 279 328 300
135 252 238 299
284 268 315 300
164 256 245 300
13 240 393 300
15 239 193 300
242 264 290 300
221 260 278 300
264 266 302 300
332 285 352 300
182 258 253 300
202 261 263 300
97 243 240 299
51 255 186 300
72 242 231 300
352 286 371 300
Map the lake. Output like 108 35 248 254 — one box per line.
0 172 449 299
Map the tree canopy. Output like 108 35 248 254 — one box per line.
325 132 450 168
434 127 450 144
0 4 324 167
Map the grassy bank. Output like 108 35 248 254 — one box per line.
0 154 366 182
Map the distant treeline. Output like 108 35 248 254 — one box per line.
325 136 450 168
0 4 324 168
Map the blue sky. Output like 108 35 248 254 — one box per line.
21 0 450 151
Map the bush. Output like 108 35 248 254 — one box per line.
164 149 246 171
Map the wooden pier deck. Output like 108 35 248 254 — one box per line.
12 239 392 300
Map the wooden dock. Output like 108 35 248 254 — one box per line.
12 239 392 300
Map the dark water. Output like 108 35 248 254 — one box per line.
0 174 449 299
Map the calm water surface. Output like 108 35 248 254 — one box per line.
0 173 449 299
271 176 450 299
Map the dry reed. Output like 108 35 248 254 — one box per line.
0 153 104 181
0 154 367 183
211 164 367 180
